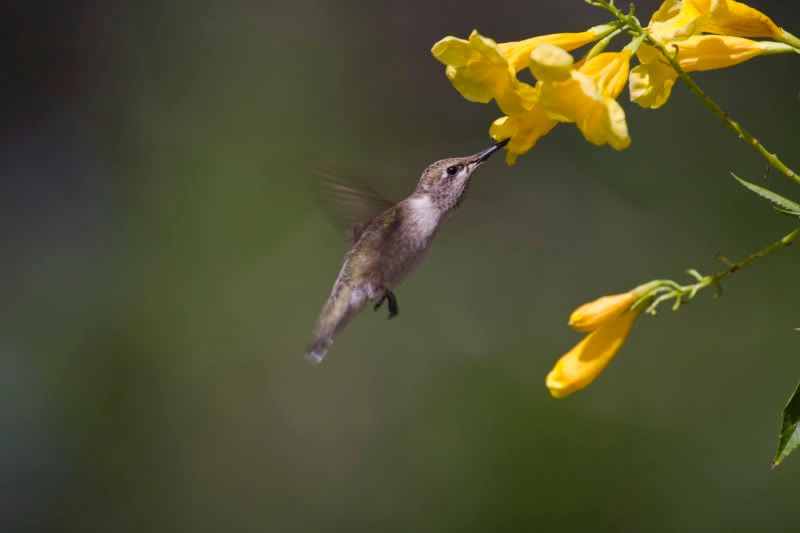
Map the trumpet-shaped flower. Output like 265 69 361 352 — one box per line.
533 45 632 150
431 30 537 116
630 35 794 108
431 26 614 116
647 0 785 41
668 35 793 70
547 282 663 397
547 309 641 398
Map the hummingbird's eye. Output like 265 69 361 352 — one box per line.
446 165 459 176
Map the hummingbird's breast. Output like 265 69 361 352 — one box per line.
352 193 443 289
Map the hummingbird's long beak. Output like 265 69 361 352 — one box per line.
471 138 509 164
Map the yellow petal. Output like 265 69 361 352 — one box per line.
635 43 663 65
699 0 782 39
674 34 793 72
569 291 637 332
628 61 678 109
489 109 557 165
649 0 682 24
648 0 710 41
495 82 540 119
529 43 574 82
431 36 477 67
443 64 494 104
498 25 613 72
546 310 640 398
578 96 631 151
579 50 632 98
467 30 507 64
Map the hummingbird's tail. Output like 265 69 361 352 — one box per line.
306 336 333 365
306 282 367 365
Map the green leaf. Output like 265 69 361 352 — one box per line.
773 206 800 218
772 380 800 468
732 173 800 216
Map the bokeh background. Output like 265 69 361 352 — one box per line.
2 1 799 531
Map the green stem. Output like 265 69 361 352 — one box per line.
780 29 800 50
590 0 800 187
707 227 800 285
584 26 624 61
642 226 800 314
644 39 800 187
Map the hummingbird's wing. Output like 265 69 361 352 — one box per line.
311 162 396 244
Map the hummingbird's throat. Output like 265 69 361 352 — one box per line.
407 194 442 235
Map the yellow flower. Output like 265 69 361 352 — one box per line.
431 26 614 116
431 30 536 115
630 35 794 109
533 45 632 150
569 291 638 333
547 281 662 397
669 34 793 70
647 0 785 41
546 308 641 398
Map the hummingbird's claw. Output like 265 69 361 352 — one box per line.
374 289 399 319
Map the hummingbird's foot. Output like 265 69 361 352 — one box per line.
374 290 398 319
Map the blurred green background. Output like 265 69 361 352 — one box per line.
2 1 799 531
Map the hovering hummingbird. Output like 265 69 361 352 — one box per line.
306 139 509 364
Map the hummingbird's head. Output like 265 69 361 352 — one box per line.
415 139 508 212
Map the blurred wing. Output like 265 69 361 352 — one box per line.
311 161 396 243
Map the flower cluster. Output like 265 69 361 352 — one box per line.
432 25 628 164
431 0 797 165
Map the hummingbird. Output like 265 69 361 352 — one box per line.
306 139 508 364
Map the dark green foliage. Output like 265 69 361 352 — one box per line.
732 173 800 218
773 380 800 467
